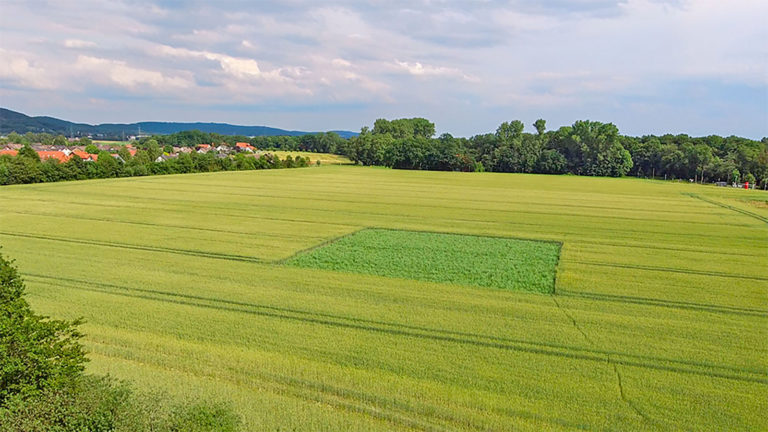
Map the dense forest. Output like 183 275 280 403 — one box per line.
342 118 768 187
2 118 767 188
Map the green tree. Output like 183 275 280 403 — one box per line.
17 144 40 161
96 151 120 178
6 132 23 144
117 147 132 161
536 150 567 174
0 253 87 405
85 144 100 154
52 135 67 146
145 139 161 162
372 118 435 139
492 120 539 173
552 121 632 177
0 253 241 431
6 157 43 184
283 155 295 168
745 173 756 186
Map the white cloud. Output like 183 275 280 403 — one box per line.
0 0 764 136
64 39 97 48
75 55 192 89
395 60 478 82
0 50 56 89
331 58 352 68
156 45 287 81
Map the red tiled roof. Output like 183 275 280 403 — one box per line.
71 150 98 161
0 150 18 156
37 151 70 163
235 142 252 148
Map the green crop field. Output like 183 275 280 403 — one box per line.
286 228 561 293
0 166 766 431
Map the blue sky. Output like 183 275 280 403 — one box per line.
1 0 766 138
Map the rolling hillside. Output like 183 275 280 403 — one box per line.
0 108 357 139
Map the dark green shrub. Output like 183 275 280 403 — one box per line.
0 252 241 432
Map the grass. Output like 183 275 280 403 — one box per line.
286 229 561 293
269 151 351 165
0 166 765 431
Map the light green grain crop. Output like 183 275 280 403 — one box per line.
0 166 765 431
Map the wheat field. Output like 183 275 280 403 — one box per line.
0 165 765 431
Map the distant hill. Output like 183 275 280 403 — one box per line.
0 108 358 139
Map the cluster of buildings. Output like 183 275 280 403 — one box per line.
152 142 259 162
0 143 118 162
0 142 259 164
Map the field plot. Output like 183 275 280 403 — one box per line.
0 166 766 431
270 150 352 165
286 228 560 293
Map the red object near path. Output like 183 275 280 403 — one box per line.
745 182 749 189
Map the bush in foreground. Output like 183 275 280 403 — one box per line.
0 252 240 432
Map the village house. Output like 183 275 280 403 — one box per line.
235 142 255 152
71 150 98 161
155 154 178 162
37 151 70 163
196 144 213 153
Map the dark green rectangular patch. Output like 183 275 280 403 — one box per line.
285 229 560 293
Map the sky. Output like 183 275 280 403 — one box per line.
0 0 766 138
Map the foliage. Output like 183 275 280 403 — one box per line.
0 375 240 432
335 118 767 183
0 252 86 405
549 120 633 177
343 118 636 177
0 148 314 186
4 120 765 183
372 117 436 139
0 253 240 432
624 133 768 185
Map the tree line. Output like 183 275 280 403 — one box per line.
0 142 313 186
1 130 349 154
3 119 766 187
142 130 348 154
343 118 768 186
